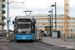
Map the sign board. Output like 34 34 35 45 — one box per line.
52 32 58 38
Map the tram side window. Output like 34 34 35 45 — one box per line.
32 24 35 33
14 24 17 33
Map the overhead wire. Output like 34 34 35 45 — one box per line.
4 0 14 4
22 0 27 10
9 0 14 4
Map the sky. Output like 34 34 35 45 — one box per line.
4 0 75 30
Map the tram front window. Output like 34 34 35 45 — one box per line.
18 24 31 34
17 19 31 34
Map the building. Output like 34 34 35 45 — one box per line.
34 14 75 35
0 0 5 34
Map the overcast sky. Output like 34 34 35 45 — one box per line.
4 0 75 30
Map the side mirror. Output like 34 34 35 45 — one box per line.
12 21 14 24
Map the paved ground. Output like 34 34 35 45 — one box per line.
66 39 75 42
0 37 5 39
2 41 74 50
38 37 75 49
0 38 9 50
0 39 5 43
0 38 74 50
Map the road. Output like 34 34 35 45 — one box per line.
0 39 74 50
0 38 5 43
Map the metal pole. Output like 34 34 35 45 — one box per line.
7 0 10 39
51 9 53 29
2 21 3 34
50 14 51 37
55 2 57 31
70 18 72 37
64 34 65 41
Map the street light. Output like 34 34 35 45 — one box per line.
48 9 53 30
5 0 25 39
51 2 57 31
48 13 51 37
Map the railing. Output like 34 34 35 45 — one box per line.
6 33 14 41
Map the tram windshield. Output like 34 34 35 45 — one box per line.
17 19 31 34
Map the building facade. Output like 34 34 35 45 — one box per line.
0 0 5 34
34 14 75 35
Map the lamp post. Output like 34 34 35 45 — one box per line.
49 9 53 29
51 2 57 31
48 14 51 37
48 9 53 36
7 0 10 39
5 0 25 39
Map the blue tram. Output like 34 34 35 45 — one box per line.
13 16 36 42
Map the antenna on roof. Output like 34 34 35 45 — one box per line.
24 10 32 16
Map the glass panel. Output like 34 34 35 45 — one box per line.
60 23 64 25
53 20 55 22
71 20 75 22
60 20 64 22
39 20 42 22
46 20 48 22
71 23 75 25
18 19 31 34
39 24 42 26
57 27 60 29
57 20 60 22
36 20 38 22
43 20 45 22
57 23 60 25
43 23 46 25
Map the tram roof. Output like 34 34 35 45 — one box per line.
15 16 34 20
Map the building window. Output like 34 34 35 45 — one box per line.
60 23 64 25
40 27 42 29
0 11 1 13
0 17 1 19
71 23 75 25
46 23 50 25
43 20 45 22
61 30 63 32
36 23 39 25
0 5 1 7
71 27 75 29
68 27 70 29
60 27 63 28
57 23 60 25
72 30 75 32
57 27 60 29
43 27 45 29
37 27 40 29
60 20 64 22
43 23 46 25
57 20 60 22
39 20 42 22
53 23 55 25
46 20 48 22
53 20 55 22
0 26 2 29
53 27 55 29
39 24 42 26
68 23 71 25
36 20 39 22
71 20 75 22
